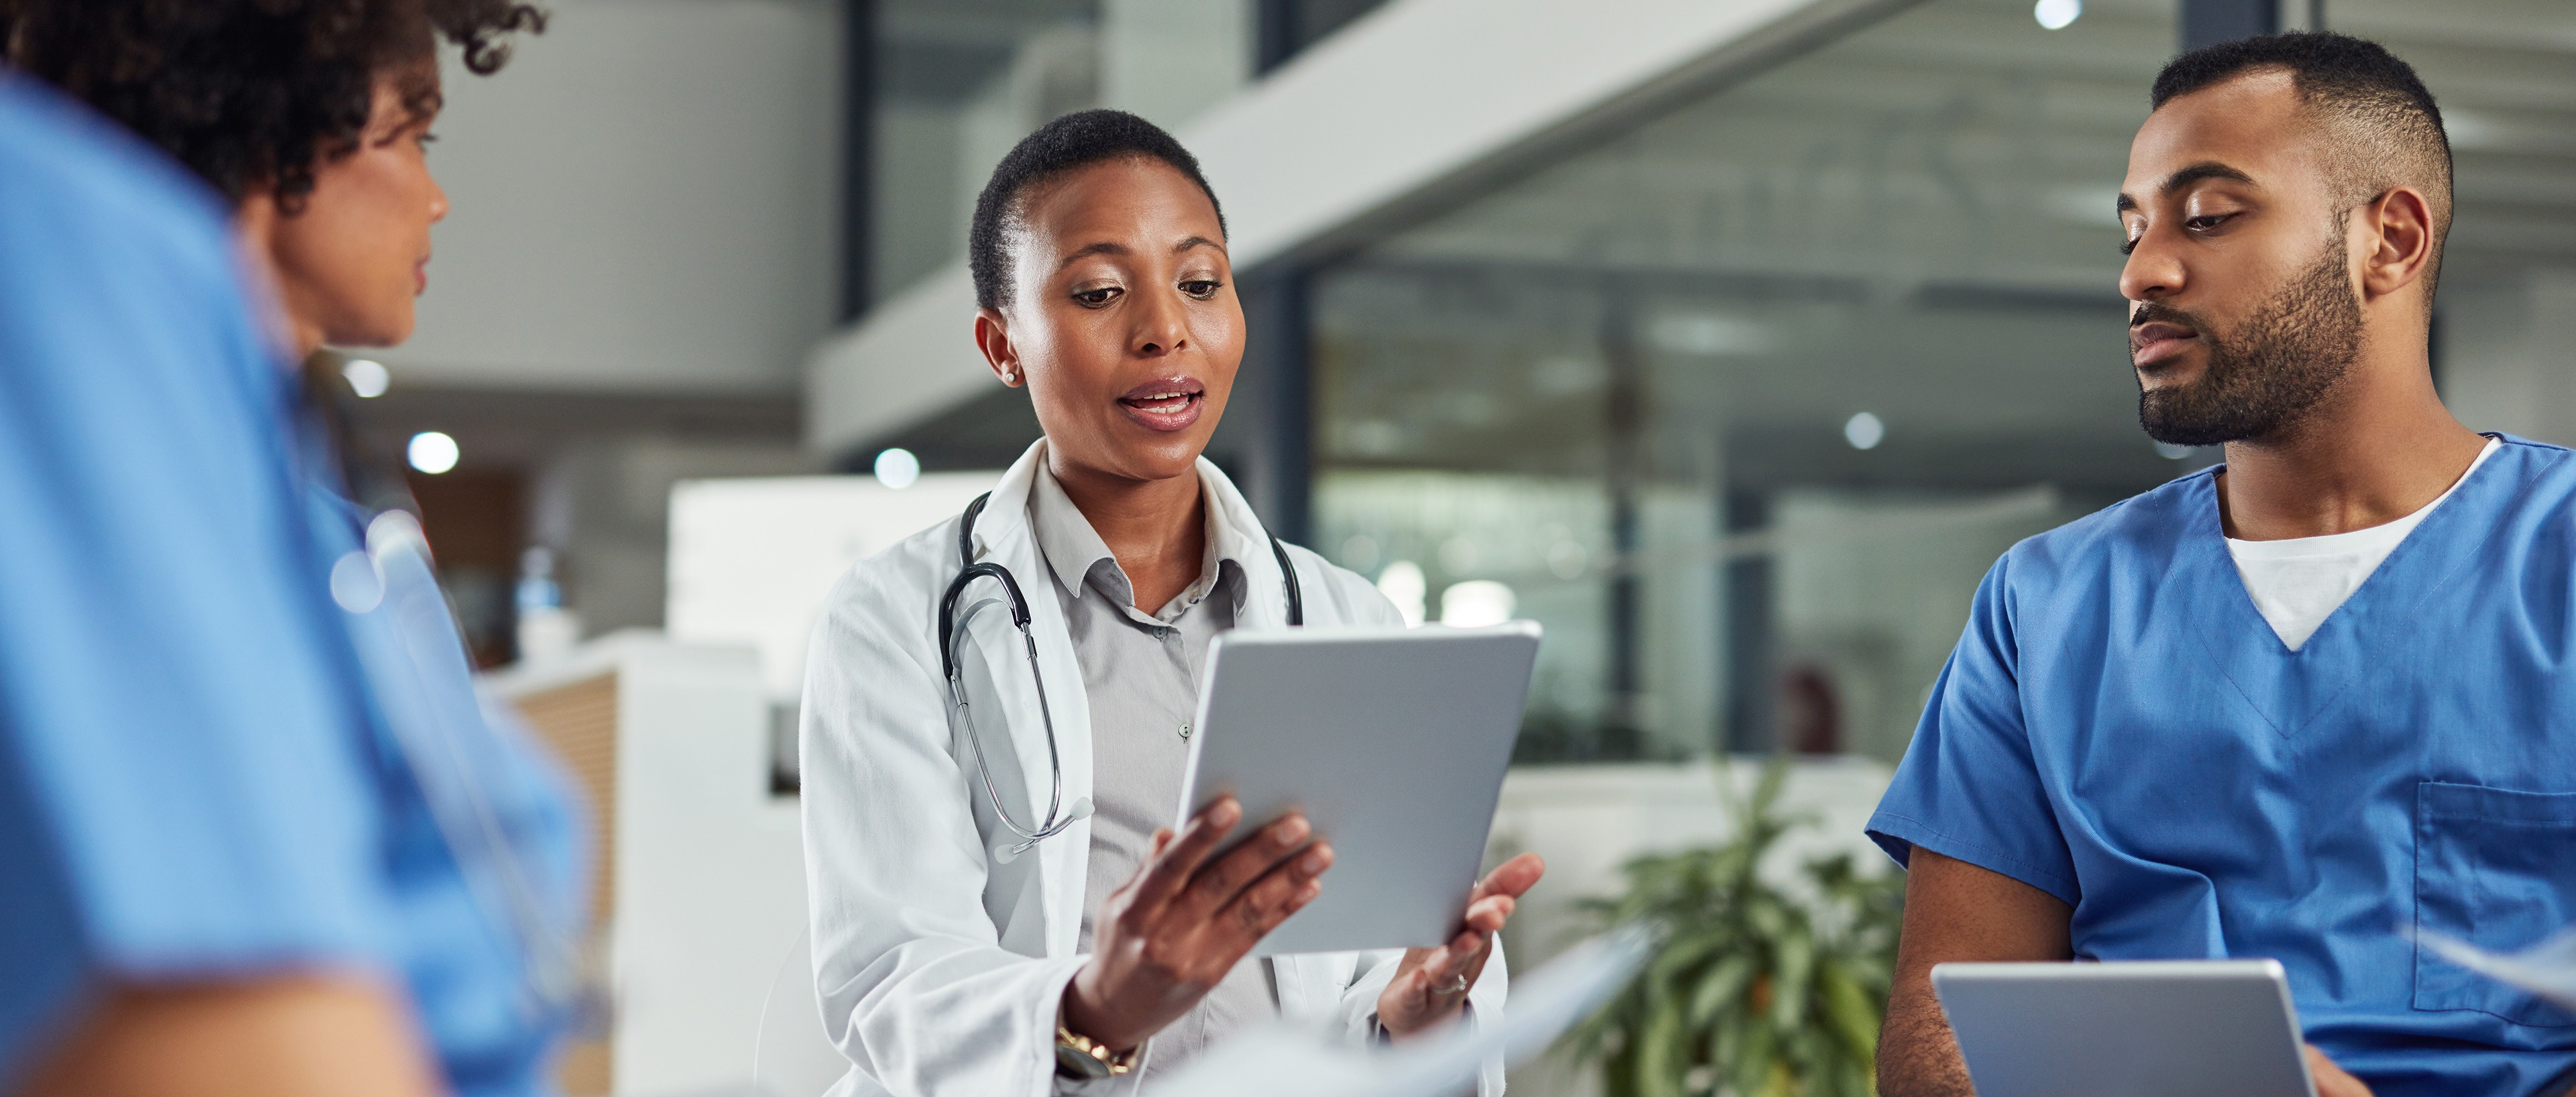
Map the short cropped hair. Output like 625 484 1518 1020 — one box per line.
968 109 1226 310
2151 32 2452 288
4 0 545 208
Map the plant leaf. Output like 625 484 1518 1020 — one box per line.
1771 929 1816 1031
1586 752 1908 1097
1635 992 1686 1097
1818 960 1880 1061
1686 954 1756 1029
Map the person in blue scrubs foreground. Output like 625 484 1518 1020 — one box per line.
0 3 573 1095
1870 33 2576 1097
0 70 435 1095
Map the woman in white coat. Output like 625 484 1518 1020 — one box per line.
799 110 1546 1096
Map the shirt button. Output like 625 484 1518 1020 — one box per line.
1179 721 1193 740
1155 626 1172 640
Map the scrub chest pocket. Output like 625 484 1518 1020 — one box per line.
2414 781 2576 1027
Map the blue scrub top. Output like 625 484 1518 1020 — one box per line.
1871 436 2576 1097
0 74 581 1095
306 483 589 1097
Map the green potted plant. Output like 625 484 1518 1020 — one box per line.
1574 757 1905 1097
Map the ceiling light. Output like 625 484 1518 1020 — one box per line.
2034 0 2081 30
407 430 459 474
1844 412 1886 451
1648 313 1775 357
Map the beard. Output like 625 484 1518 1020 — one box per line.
2136 238 2364 447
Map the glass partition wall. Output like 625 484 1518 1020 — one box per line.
1309 0 2576 766
1315 0 2183 766
874 0 1108 301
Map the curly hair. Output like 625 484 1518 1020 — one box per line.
3 0 544 207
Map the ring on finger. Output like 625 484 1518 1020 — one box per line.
1440 974 1468 995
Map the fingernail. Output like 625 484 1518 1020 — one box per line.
1276 816 1309 843
1301 880 1322 901
1303 848 1330 872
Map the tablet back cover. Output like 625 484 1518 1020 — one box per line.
1179 623 1540 956
1933 960 2313 1097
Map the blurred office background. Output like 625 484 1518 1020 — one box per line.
325 0 2576 1092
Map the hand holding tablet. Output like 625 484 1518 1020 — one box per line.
1375 851 1546 1037
1062 796 1334 1054
1172 622 1546 1039
1063 623 1546 1053
1175 623 1543 956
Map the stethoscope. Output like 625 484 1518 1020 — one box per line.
937 491 1303 863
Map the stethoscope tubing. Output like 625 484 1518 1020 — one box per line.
938 492 1302 862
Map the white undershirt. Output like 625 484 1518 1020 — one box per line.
2224 438 2500 651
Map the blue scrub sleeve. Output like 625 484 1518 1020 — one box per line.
1866 554 2082 906
0 78 387 1084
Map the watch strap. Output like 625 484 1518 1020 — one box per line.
1054 1025 1138 1080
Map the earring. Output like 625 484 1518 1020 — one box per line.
1006 371 1020 384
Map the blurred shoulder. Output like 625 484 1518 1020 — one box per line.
0 74 233 260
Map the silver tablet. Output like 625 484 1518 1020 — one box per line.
1175 622 1540 957
1933 960 2316 1097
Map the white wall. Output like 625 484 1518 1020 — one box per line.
391 0 842 394
665 472 1000 701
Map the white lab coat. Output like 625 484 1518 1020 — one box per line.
800 441 1508 1097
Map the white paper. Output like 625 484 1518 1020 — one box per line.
2410 925 2576 1010
1146 926 1654 1097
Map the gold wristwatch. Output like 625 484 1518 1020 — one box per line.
1055 1025 1139 1080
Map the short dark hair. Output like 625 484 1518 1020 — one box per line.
2151 32 2451 286
968 109 1225 310
3 0 545 207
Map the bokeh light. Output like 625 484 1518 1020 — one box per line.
1844 412 1886 451
872 447 920 489
342 357 390 398
407 430 460 474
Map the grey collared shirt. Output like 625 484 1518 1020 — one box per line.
1028 464 1277 1076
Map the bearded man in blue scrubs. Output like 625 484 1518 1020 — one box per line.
1871 32 2576 1097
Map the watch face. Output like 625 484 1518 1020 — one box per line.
1056 1043 1114 1080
